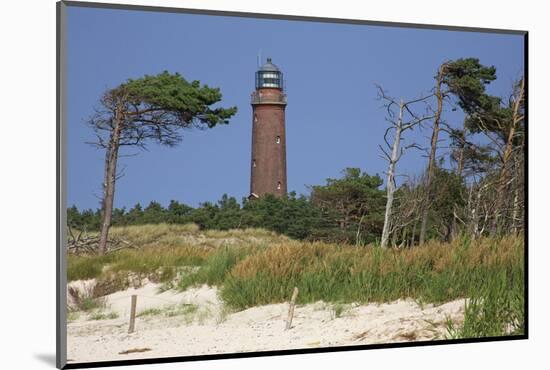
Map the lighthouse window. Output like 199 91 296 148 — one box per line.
254 115 258 123
263 77 280 88
277 182 281 190
276 136 281 144
253 160 257 168
257 71 282 88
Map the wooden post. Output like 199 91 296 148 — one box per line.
128 295 137 334
285 287 299 330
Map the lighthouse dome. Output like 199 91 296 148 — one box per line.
256 57 284 90
259 58 280 72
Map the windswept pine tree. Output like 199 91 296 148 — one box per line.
88 72 237 254
419 58 498 244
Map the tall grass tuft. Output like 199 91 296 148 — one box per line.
220 235 524 316
447 239 524 338
67 254 116 281
177 247 253 290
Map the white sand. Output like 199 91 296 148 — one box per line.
67 282 465 364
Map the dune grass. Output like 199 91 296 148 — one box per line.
137 304 198 318
67 223 286 282
66 224 524 338
176 246 253 290
446 260 525 338
89 311 119 321
136 303 213 325
220 236 523 308
67 253 116 281
218 235 524 337
67 246 208 282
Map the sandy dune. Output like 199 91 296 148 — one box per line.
67 282 465 364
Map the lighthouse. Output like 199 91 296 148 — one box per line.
249 57 288 198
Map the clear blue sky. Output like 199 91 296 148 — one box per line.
66 6 524 210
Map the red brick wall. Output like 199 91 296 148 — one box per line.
250 88 287 197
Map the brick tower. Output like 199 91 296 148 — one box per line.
249 57 287 199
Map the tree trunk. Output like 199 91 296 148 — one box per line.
401 226 408 248
391 227 398 247
471 184 485 239
491 128 515 235
381 100 404 248
450 120 467 240
419 65 446 245
491 78 524 235
455 125 467 179
355 212 366 246
410 220 417 246
98 106 124 255
512 186 520 234
511 150 523 234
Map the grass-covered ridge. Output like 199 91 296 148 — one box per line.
67 223 524 338
67 223 288 282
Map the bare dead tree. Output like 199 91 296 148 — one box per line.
491 77 525 234
375 85 434 248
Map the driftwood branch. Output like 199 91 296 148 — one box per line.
67 226 135 255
